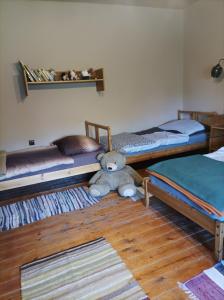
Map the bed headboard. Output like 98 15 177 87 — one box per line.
85 121 113 151
178 110 217 122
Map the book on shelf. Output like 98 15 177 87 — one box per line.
25 65 36 82
29 68 39 82
19 61 55 82
19 61 34 82
36 69 45 81
45 69 54 81
42 69 50 81
39 69 48 81
33 70 42 81
41 69 53 81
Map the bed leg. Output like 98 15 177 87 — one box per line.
215 222 224 261
143 177 150 208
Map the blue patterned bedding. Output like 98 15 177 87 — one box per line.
100 130 207 155
125 132 207 156
100 133 161 154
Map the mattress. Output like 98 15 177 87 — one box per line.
0 150 102 182
150 175 224 222
3 147 74 180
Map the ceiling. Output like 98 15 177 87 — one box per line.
39 0 199 9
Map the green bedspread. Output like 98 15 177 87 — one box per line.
148 155 224 212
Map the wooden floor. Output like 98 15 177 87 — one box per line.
0 189 215 300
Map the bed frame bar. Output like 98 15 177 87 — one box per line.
85 120 112 151
178 110 217 121
0 163 101 193
143 177 224 261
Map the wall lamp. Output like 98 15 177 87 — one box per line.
211 58 224 78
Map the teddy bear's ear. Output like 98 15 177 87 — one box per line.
96 153 105 161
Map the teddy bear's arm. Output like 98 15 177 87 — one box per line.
124 165 143 186
89 170 104 184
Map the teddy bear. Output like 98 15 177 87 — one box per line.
89 151 143 197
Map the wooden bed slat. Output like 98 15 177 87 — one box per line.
0 163 101 192
126 142 208 164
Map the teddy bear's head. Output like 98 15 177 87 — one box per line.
97 151 126 172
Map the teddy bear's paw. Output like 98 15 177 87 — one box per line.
123 188 135 197
119 184 136 197
90 188 101 197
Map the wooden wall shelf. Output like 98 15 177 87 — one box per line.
19 62 104 96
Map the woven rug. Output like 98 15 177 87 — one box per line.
0 186 99 231
178 260 224 300
21 237 149 300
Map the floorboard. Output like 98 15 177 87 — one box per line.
0 187 215 300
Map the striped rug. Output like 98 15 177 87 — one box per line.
178 260 224 299
21 237 149 300
0 187 99 231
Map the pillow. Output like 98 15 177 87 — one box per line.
204 147 224 162
158 119 205 135
53 135 101 156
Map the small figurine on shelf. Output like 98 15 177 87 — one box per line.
81 69 91 80
61 69 98 81
68 70 78 80
49 69 56 81
61 72 69 81
75 71 81 80
88 68 97 80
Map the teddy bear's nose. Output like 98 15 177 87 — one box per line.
107 163 117 171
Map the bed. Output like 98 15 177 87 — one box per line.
86 110 217 164
0 122 112 193
144 147 224 261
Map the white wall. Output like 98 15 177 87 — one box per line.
0 0 183 151
183 0 224 112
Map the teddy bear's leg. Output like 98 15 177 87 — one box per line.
89 184 111 197
118 183 136 197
